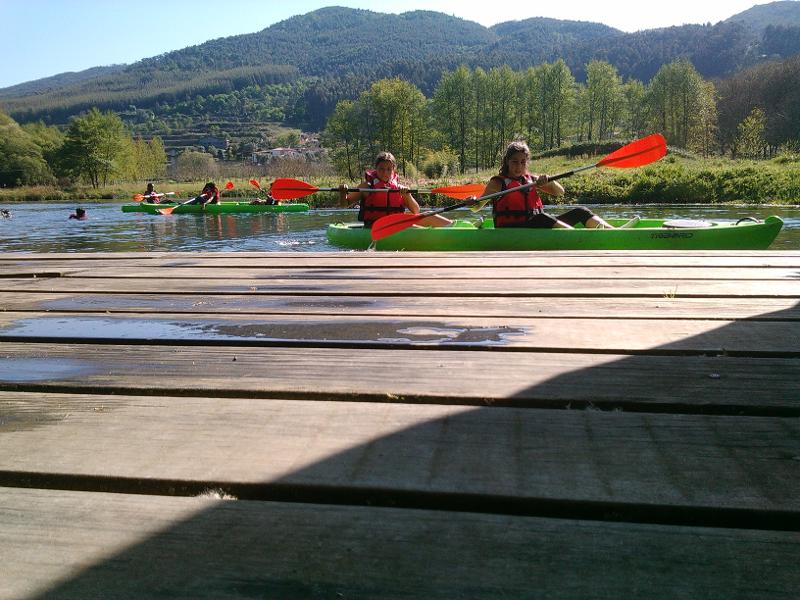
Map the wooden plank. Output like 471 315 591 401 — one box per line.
1 292 799 320
5 264 800 280
0 311 797 355
0 343 797 413
3 250 799 263
2 392 798 514
2 488 797 599
3 275 799 297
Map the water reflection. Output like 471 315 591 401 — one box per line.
0 202 798 252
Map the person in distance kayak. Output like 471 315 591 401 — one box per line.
476 141 632 229
143 182 164 204
68 207 87 220
185 182 221 207
338 151 451 229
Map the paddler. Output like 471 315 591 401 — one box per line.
474 140 637 229
338 151 451 229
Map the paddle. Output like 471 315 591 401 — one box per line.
132 192 175 202
370 133 668 241
270 178 485 201
157 181 234 215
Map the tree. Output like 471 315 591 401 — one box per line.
689 80 718 157
173 150 218 181
360 78 428 175
0 111 55 186
582 60 624 141
735 107 767 159
124 136 167 180
432 65 475 173
621 79 648 139
539 60 576 149
57 108 130 187
323 100 363 180
517 67 542 148
646 59 706 148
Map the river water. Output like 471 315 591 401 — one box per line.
1 202 798 252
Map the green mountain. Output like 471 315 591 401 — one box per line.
725 0 800 30
2 3 799 136
0 65 126 99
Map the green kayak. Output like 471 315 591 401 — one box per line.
327 216 784 251
122 201 309 214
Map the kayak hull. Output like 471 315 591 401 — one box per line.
122 202 309 214
327 217 784 251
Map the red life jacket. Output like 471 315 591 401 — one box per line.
491 174 544 227
359 169 405 226
202 187 220 203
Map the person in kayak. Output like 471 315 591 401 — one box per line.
478 141 633 229
143 183 165 204
185 182 221 207
68 207 87 220
338 151 451 229
249 183 278 205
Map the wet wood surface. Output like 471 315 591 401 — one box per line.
1 250 798 598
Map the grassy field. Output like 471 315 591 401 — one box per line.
2 153 799 206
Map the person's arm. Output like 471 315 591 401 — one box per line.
537 175 564 197
480 177 502 198
338 184 362 208
400 188 420 214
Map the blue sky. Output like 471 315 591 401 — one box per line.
0 0 779 89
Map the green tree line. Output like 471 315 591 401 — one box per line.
0 108 166 188
323 57 798 178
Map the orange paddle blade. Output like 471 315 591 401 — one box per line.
225 181 234 190
249 178 262 190
370 212 428 241
157 206 177 215
431 183 484 200
132 194 145 201
271 178 319 200
598 133 667 168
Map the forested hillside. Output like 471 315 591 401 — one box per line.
3 3 800 132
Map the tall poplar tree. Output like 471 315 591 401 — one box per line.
432 65 475 173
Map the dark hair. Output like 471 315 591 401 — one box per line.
76 208 85 215
146 183 154 190
500 141 531 176
374 151 397 168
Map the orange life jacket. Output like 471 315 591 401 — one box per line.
491 174 544 227
359 169 405 226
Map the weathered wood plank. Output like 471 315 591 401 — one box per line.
2 392 798 514
2 292 799 320
0 343 797 413
0 311 797 355
2 488 797 600
3 250 799 263
3 276 799 297
5 265 800 280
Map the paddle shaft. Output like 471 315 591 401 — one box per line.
407 174 567 220
288 186 464 195
467 165 597 212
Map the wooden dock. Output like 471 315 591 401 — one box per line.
1 250 798 598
